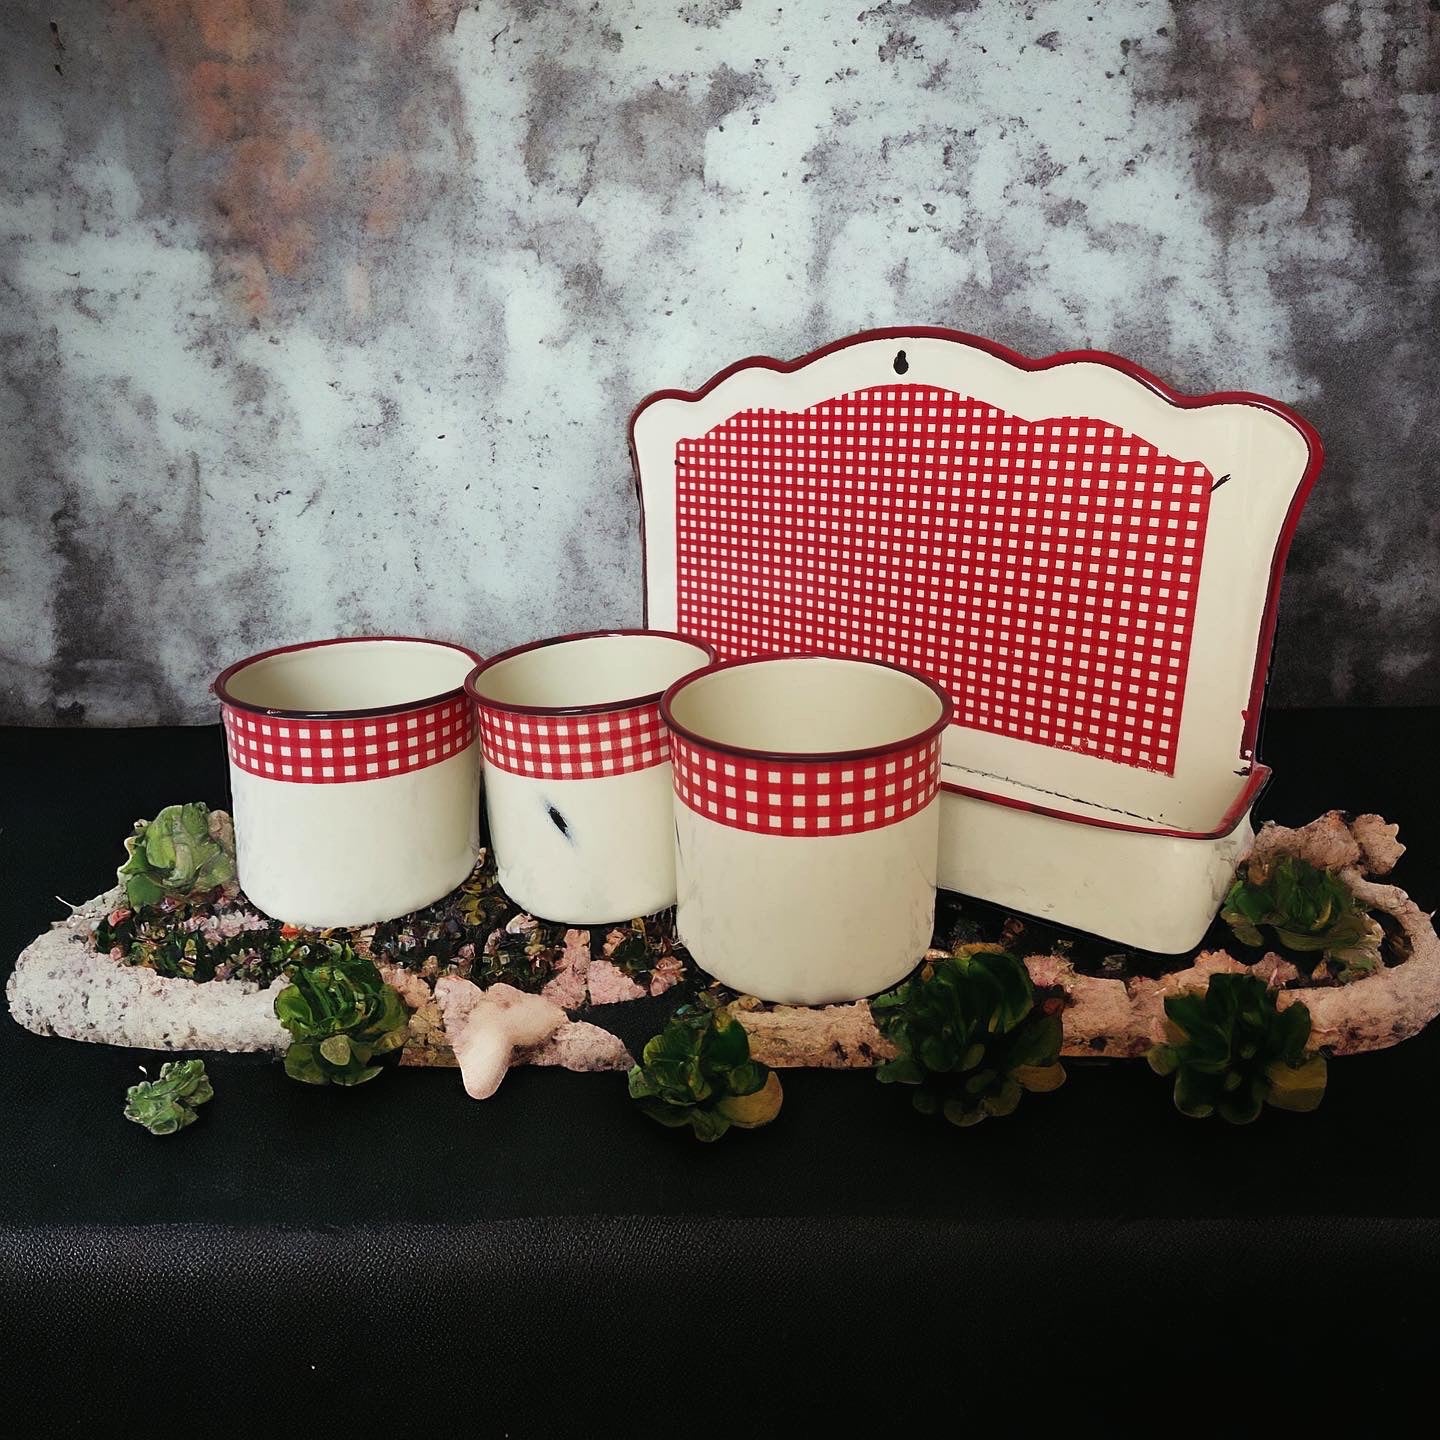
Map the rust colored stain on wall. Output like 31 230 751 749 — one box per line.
121 0 467 316
2 1 1435 725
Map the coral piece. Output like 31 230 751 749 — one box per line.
1352 814 1405 875
437 978 568 1099
648 953 684 996
1247 811 1360 873
526 1021 632 1073
1251 953 1302 988
433 974 484 1033
395 1003 632 1074
585 959 647 1006
540 929 590 1009
398 997 452 1060
374 962 433 1011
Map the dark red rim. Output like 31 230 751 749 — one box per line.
213 635 484 721
464 628 718 717
661 652 954 765
941 762 1271 841
629 324 1324 786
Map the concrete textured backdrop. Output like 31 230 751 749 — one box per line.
1 0 1436 725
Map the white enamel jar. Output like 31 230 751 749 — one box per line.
464 630 717 924
213 636 483 928
662 655 953 1006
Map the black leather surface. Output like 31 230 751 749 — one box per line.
2 713 1438 1431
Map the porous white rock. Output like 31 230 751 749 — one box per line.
731 997 895 1068
7 889 289 1054
8 813 1435 1068
1031 813 1439 1059
1351 813 1405 875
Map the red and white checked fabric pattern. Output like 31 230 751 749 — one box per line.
674 385 1213 775
670 732 943 837
475 701 670 780
222 697 474 784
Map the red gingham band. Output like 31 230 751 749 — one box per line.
675 384 1212 776
222 697 474 783
670 732 943 837
475 701 670 780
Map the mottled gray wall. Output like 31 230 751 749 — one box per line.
1 0 1435 725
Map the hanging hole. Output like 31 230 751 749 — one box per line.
893 349 909 374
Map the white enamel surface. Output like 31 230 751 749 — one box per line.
664 655 945 751
635 335 1313 831
483 761 679 924
224 638 477 712
675 804 939 1005
230 742 481 928
939 791 1254 954
470 633 712 708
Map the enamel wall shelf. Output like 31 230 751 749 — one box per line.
631 328 1323 952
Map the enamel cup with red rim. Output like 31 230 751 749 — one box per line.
465 630 717 924
661 655 953 1005
214 636 483 928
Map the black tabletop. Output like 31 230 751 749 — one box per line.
3 712 1439 1432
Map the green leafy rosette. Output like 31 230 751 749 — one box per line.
117 803 237 911
872 945 1065 1128
274 943 409 1086
1222 855 1382 982
1147 972 1327 1123
628 996 783 1142
124 1059 215 1135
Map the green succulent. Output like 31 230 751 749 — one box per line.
628 996 783 1142
118 803 238 911
274 942 409 1086
1222 854 1383 982
124 1059 215 1135
1147 972 1327 1123
872 945 1066 1128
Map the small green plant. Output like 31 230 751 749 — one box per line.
118 803 238 911
274 942 409 1086
872 945 1065 1127
124 1059 214 1135
1147 972 1327 1123
628 996 783 1141
94 895 279 983
1222 854 1383 982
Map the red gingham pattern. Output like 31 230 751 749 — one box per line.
475 701 670 780
674 385 1213 775
670 731 943 837
222 697 474 783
